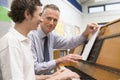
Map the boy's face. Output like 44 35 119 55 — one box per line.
28 6 42 30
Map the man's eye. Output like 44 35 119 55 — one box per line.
54 19 57 22
47 17 51 20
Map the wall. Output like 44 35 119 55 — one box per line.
0 0 11 38
81 0 120 31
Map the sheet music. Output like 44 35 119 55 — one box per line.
81 26 101 61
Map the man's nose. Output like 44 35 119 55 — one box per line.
49 19 54 25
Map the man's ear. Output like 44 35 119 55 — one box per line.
24 10 31 19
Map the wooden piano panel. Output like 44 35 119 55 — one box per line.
103 21 120 37
96 36 120 70
99 19 120 38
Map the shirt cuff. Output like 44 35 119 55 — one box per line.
47 60 56 70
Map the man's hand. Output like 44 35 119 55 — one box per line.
82 23 98 37
46 67 80 80
56 54 82 65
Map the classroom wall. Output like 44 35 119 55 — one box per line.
0 0 11 38
81 0 120 31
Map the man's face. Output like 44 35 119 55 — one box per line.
28 6 42 30
41 8 60 34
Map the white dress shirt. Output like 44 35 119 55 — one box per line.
28 26 87 75
0 28 35 80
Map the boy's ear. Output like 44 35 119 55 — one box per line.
24 10 31 19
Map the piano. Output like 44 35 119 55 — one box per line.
54 18 120 80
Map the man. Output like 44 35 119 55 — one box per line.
0 0 80 80
28 4 98 75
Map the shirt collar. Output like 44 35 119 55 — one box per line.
37 26 50 39
9 27 29 42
